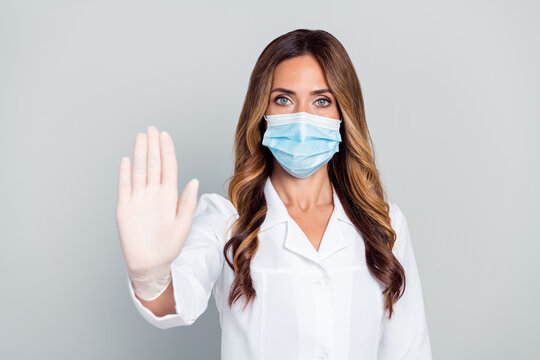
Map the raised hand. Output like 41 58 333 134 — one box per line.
115 126 199 301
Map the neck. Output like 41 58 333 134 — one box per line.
269 161 334 211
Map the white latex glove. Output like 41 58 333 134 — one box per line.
115 126 199 301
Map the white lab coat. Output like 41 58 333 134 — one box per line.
126 176 432 360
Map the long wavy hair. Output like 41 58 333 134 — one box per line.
223 28 405 319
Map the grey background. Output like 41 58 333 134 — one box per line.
1 0 538 359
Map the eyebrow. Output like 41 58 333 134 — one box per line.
270 87 333 96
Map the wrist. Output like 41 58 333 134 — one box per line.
128 263 172 301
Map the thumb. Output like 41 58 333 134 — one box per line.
175 178 199 237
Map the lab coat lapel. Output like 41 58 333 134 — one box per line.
261 177 352 265
316 190 349 260
260 177 288 232
283 220 323 265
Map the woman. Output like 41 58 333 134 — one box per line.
116 29 432 359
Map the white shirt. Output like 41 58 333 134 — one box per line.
127 176 432 360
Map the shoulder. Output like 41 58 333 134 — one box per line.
188 193 239 243
194 192 239 225
388 201 408 232
387 201 412 259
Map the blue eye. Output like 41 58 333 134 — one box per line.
316 98 331 107
274 96 291 106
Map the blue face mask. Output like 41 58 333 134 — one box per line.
262 111 342 178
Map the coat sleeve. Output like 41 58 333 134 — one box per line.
126 193 237 329
377 202 433 359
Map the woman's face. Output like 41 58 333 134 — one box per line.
265 55 340 120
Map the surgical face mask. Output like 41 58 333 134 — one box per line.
262 111 342 178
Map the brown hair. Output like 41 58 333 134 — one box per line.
223 28 405 319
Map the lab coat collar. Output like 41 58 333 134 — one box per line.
260 176 353 263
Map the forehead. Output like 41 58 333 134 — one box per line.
271 55 329 90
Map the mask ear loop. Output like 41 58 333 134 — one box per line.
262 115 269 133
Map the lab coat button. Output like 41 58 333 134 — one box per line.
315 352 328 359
313 278 325 286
